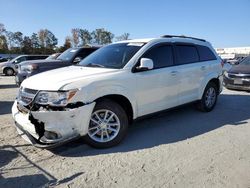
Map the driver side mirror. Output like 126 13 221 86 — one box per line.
73 57 82 64
135 58 154 72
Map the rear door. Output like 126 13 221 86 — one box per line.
134 43 180 116
174 44 202 104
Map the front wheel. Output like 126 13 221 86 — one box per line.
196 82 218 112
84 99 129 148
4 68 14 76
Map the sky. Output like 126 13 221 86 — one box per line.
0 0 250 48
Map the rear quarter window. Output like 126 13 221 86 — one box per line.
197 45 217 61
176 45 199 64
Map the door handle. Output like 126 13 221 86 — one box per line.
201 66 206 70
171 71 178 76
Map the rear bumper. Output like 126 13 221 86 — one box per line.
12 100 95 148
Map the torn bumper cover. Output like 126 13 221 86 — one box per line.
12 100 95 148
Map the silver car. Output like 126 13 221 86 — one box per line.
0 55 48 76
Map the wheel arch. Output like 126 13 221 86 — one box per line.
199 74 222 99
94 94 134 124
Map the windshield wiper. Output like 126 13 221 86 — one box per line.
86 63 105 68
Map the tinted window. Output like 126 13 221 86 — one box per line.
13 56 26 64
176 45 199 64
197 45 217 61
27 56 47 60
77 48 97 59
142 45 174 69
240 56 250 65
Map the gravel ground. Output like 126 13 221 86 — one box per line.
0 75 250 188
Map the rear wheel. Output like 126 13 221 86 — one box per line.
196 82 218 112
4 68 14 76
84 99 129 148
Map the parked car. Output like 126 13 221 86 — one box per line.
0 55 48 76
15 47 99 86
223 55 250 91
226 56 246 65
12 35 223 149
0 57 11 63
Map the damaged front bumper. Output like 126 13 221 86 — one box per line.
12 100 95 148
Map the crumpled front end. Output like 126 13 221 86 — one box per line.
12 88 95 148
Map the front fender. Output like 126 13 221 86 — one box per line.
70 83 138 119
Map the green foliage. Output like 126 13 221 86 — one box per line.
0 22 130 54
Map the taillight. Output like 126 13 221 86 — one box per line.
221 60 225 68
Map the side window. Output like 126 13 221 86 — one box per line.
77 49 96 59
176 45 199 64
26 56 36 60
197 45 217 61
14 56 26 64
142 45 174 69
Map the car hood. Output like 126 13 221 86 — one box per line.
0 61 11 67
20 59 64 66
21 66 120 90
229 64 250 74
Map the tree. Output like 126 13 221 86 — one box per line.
92 28 114 45
38 29 58 53
71 28 80 47
0 23 8 53
6 31 15 52
0 23 6 35
0 35 8 53
59 36 72 52
116 33 130 41
79 29 92 46
21 36 32 54
30 33 40 53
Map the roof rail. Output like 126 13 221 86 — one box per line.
161 35 206 42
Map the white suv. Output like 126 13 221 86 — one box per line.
12 35 223 148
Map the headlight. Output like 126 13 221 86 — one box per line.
35 89 78 106
224 71 229 77
20 64 38 72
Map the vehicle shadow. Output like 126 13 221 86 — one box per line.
0 145 83 188
51 93 250 157
0 101 13 115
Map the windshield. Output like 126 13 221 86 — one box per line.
57 48 79 61
78 43 144 69
11 56 26 64
239 56 250 65
46 53 60 60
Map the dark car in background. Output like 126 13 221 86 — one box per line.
15 46 99 85
0 55 48 76
223 56 250 91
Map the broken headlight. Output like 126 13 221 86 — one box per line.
35 89 78 106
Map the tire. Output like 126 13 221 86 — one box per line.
196 82 218 112
84 99 129 148
4 68 14 76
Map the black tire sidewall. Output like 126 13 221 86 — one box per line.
201 82 218 112
5 68 14 76
84 99 129 148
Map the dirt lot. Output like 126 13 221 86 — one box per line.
0 75 250 188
